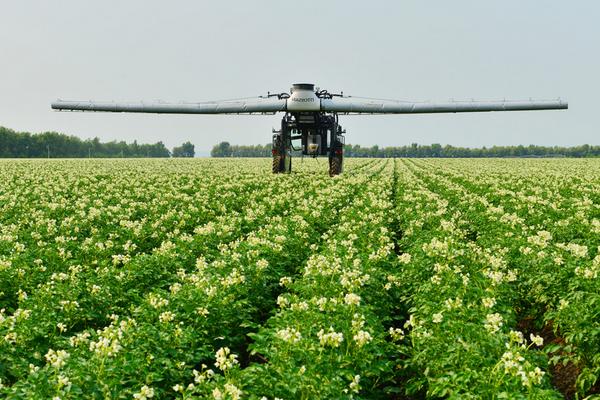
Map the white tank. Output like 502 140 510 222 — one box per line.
287 83 320 112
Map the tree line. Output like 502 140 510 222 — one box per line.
0 126 194 158
211 141 600 158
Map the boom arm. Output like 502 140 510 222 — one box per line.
51 97 287 114
52 88 568 115
320 97 568 114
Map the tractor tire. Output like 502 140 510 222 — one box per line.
272 154 282 173
329 156 343 176
273 153 292 174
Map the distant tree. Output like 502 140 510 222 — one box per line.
172 141 195 157
209 141 600 159
0 126 171 158
211 141 232 157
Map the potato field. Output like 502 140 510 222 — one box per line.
0 158 598 399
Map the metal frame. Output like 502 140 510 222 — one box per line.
271 111 346 175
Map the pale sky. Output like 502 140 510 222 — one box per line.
0 1 597 154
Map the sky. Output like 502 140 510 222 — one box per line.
0 1 598 154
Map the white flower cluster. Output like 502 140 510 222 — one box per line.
90 284 101 295
349 374 361 393
45 349 69 369
339 267 370 291
388 327 405 341
290 301 309 311
133 385 154 399
530 333 544 347
89 318 134 358
444 297 463 310
192 366 215 385
57 374 71 391
484 313 503 334
344 293 361 306
317 327 344 348
256 258 269 271
148 294 169 309
527 230 552 248
275 327 302 343
220 268 245 287
111 253 131 265
564 243 588 258
508 330 525 345
484 269 517 286
69 331 91 347
353 330 372 347
351 313 365 331
279 276 293 287
89 336 122 357
276 295 289 309
397 253 412 264
214 347 239 372
213 383 242 400
574 255 600 279
159 311 175 323
500 350 545 387
422 237 449 257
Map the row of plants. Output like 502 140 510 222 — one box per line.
0 158 380 398
1 159 304 383
394 159 564 398
407 159 599 398
169 159 404 399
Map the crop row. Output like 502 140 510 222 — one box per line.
174 160 405 399
402 159 599 398
0 158 381 398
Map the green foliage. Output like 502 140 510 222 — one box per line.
209 140 600 158
343 143 600 158
172 141 195 158
211 141 233 157
0 126 170 158
0 158 598 399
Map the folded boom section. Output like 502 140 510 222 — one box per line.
320 98 568 114
51 98 287 114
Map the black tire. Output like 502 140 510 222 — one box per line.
272 154 282 173
329 155 342 176
273 153 291 173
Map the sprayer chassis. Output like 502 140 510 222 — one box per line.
272 112 345 176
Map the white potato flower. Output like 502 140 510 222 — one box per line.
133 385 154 399
214 347 238 371
45 349 69 369
484 313 503 334
530 334 543 347
349 374 361 393
275 327 302 343
353 330 372 347
388 327 405 341
159 311 175 323
482 297 496 308
344 293 361 306
317 327 344 348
